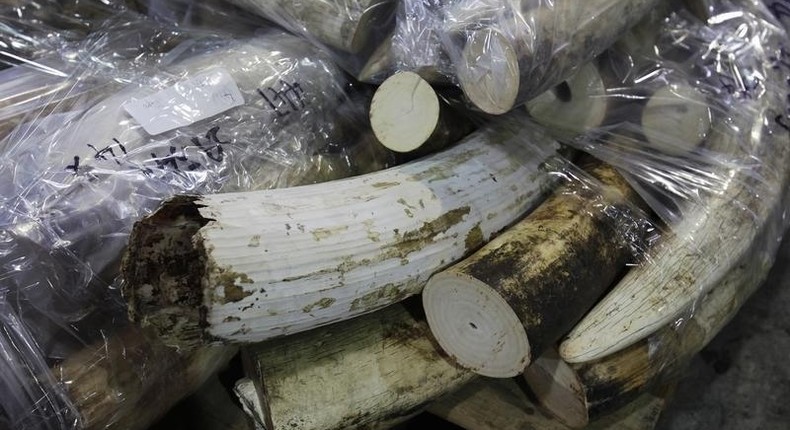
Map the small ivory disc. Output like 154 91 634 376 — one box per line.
370 71 440 153
457 28 520 115
641 82 712 155
526 62 608 137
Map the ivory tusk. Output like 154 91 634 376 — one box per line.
527 203 781 428
237 300 475 430
370 71 475 154
559 36 790 363
52 327 236 430
422 160 653 378
121 111 560 349
428 376 673 430
525 61 609 139
455 0 661 114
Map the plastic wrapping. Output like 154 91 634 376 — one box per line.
122 0 789 374
133 1 656 114
351 0 664 112
1 0 788 429
0 3 396 429
420 3 790 425
200 0 398 80
0 1 242 143
200 0 660 105
227 0 396 53
499 0 790 263
364 0 454 83
532 1 790 365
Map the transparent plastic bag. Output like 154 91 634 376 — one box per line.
418 3 790 426
2 1 789 429
766 0 790 29
353 0 665 112
540 1 790 365
0 3 396 428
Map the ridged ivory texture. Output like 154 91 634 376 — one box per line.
195 113 559 343
560 39 790 363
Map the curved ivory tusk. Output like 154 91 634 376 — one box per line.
559 44 790 362
422 161 652 378
525 214 778 428
121 111 559 349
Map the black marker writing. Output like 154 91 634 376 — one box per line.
191 125 229 162
66 156 80 174
150 145 201 171
257 79 306 117
68 126 231 176
88 138 128 165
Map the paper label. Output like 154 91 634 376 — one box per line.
122 68 244 135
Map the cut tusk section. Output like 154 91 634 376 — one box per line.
423 272 530 378
123 110 560 350
641 82 712 155
424 161 652 378
526 62 609 138
370 71 441 153
457 27 519 115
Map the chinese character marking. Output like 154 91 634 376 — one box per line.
151 146 201 171
191 126 229 163
66 156 80 174
257 80 307 117
88 139 129 165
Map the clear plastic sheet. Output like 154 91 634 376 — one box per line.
523 0 788 233
128 0 274 38
537 0 790 366
534 16 763 225
205 0 398 79
220 0 396 54
361 0 455 84
1 0 789 429
122 0 787 364
0 0 243 143
767 0 790 29
0 3 396 429
134 0 658 110
350 0 665 111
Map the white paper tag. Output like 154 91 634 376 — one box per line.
122 68 244 135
